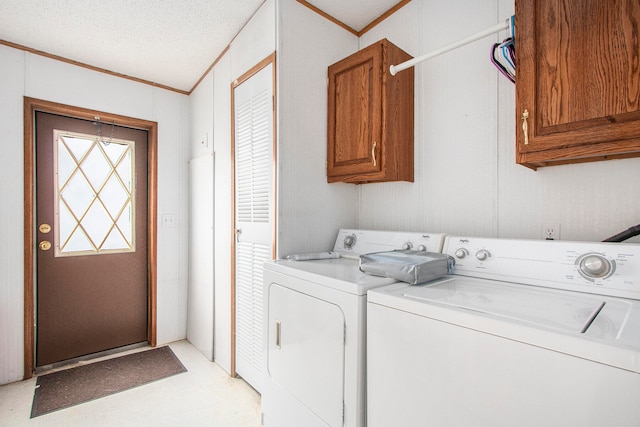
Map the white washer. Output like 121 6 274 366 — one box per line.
261 229 446 427
367 236 640 427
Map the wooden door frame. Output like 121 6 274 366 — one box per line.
230 53 277 376
23 97 158 379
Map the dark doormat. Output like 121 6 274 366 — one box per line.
31 346 187 418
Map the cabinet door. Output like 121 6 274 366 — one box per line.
327 44 382 180
516 0 640 169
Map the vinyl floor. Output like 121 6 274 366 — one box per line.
0 340 261 426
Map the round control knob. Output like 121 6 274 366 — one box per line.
417 245 427 251
343 234 357 249
454 248 468 259
402 242 413 250
579 254 613 279
475 249 490 261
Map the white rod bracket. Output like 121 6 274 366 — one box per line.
390 16 513 76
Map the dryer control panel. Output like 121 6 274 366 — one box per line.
443 236 640 300
334 229 446 256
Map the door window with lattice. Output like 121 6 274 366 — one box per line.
54 130 135 256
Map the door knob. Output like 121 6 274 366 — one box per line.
39 241 52 251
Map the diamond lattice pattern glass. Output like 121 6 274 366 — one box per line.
54 130 135 256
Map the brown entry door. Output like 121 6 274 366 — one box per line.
35 112 148 367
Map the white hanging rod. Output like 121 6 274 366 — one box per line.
390 16 514 76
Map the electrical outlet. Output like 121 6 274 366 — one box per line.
541 223 561 240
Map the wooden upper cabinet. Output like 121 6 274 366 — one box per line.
516 0 640 169
327 39 414 183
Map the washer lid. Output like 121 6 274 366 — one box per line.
369 276 640 372
402 277 605 334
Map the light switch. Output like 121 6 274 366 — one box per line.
199 132 209 148
162 214 176 227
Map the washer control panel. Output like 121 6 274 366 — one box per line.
334 229 446 256
444 236 640 300
576 253 615 280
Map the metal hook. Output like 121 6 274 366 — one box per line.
92 117 115 146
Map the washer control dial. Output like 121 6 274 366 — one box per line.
403 242 413 250
417 245 427 251
475 249 491 261
577 253 615 279
454 248 468 259
343 234 357 249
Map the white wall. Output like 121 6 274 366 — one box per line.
211 54 234 372
276 0 359 258
187 0 361 373
6 0 638 387
187 0 278 374
0 44 27 385
190 68 214 160
0 44 190 385
188 57 215 362
357 0 640 243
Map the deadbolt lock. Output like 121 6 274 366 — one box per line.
39 223 51 233
39 241 52 251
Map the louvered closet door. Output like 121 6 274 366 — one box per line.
234 62 274 393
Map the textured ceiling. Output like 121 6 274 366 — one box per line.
0 0 404 93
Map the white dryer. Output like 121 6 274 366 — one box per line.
261 229 446 427
367 236 640 427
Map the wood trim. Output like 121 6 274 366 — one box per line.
23 99 35 379
189 45 231 94
4 0 411 96
230 52 277 377
271 57 278 261
296 0 359 35
22 97 159 379
230 76 237 377
2 39 189 96
146 124 159 347
190 0 266 94
232 53 277 87
296 0 411 37
357 0 412 36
